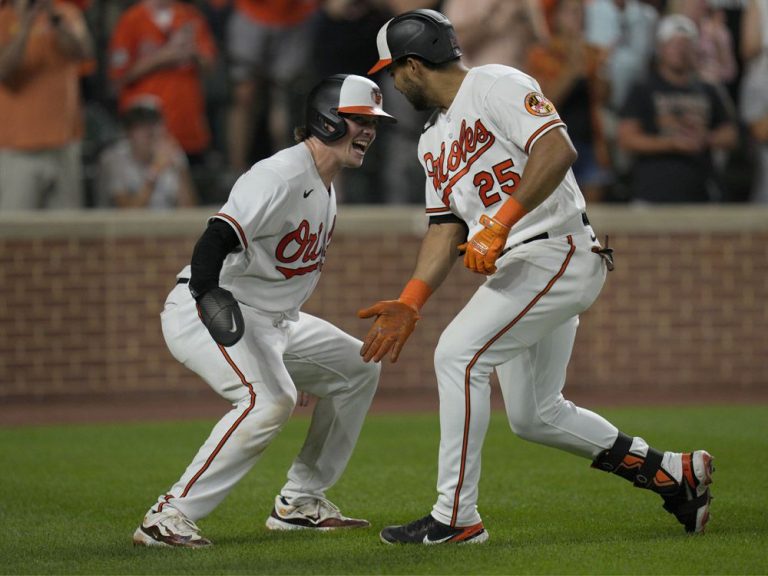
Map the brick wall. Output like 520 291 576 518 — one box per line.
1 207 766 402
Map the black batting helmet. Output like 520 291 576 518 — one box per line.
305 74 396 143
368 9 462 74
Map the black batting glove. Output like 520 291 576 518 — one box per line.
193 287 244 347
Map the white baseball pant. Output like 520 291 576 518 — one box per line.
430 229 620 527
155 283 380 521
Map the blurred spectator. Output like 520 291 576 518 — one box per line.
372 0 444 204
618 14 738 202
97 99 196 209
673 0 738 84
739 0 768 202
444 0 548 69
586 0 659 112
225 0 318 173
0 0 92 210
527 0 612 201
585 0 658 198
109 0 217 166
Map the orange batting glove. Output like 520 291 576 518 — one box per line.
458 197 527 275
357 279 431 363
357 301 419 363
458 214 511 275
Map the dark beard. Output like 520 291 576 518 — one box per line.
403 87 432 111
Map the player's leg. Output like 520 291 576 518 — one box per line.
497 316 618 457
380 234 601 544
134 284 298 547
265 313 379 530
497 285 713 533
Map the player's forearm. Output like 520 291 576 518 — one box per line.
410 223 465 291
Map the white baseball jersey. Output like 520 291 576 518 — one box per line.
177 143 336 320
418 65 586 243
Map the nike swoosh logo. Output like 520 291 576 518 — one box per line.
303 189 314 198
423 533 454 544
590 234 597 242
229 312 238 333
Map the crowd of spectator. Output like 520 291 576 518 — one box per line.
0 0 766 209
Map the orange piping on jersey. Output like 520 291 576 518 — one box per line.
158 344 256 510
215 212 248 249
451 235 576 527
426 207 452 214
524 120 565 154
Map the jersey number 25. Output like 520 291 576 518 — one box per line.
473 158 521 208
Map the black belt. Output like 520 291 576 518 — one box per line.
177 278 189 284
521 212 590 244
504 213 591 254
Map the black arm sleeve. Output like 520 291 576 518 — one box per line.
189 219 241 299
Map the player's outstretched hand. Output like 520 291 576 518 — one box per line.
195 287 244 347
459 214 510 275
357 300 419 363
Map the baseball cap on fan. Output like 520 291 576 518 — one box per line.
656 14 699 43
368 9 462 74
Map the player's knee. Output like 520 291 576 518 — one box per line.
508 398 567 441
434 332 469 373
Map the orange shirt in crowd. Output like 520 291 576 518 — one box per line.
0 2 86 150
234 0 318 26
109 2 216 154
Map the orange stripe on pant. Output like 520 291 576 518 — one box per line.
450 235 576 527
159 344 255 511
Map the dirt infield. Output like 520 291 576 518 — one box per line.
2 386 766 427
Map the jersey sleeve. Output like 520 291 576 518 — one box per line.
418 135 454 216
482 72 566 155
211 167 291 249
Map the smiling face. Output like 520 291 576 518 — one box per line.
332 114 379 168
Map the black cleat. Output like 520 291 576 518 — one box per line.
380 513 488 545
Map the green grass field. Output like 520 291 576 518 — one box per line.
1 405 767 575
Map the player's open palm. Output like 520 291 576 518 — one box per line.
357 300 419 363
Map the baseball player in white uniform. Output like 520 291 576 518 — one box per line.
133 74 396 548
360 10 714 545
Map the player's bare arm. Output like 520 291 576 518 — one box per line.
358 222 466 363
461 127 577 275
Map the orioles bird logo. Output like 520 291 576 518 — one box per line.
371 87 383 106
524 92 556 117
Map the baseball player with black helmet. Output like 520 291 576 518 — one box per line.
359 9 714 545
133 74 396 548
